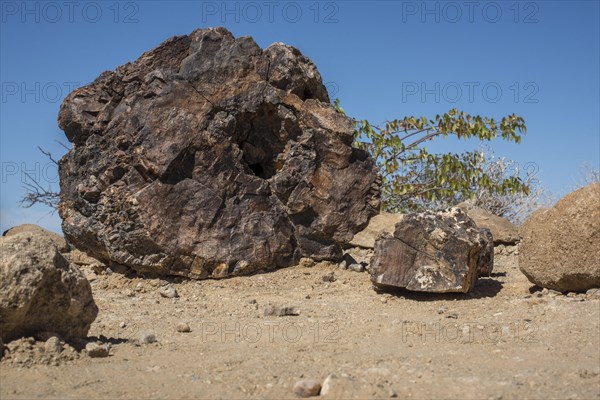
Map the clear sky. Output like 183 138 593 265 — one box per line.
1 0 599 233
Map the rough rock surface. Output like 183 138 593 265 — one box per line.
349 212 404 249
2 224 69 253
370 208 488 293
519 183 600 292
0 231 98 342
477 228 494 277
456 203 520 245
57 27 380 279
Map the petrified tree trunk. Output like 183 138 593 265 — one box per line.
371 209 490 293
57 27 380 279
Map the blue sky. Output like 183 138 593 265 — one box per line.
1 0 599 233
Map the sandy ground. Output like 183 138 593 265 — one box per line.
1 248 599 400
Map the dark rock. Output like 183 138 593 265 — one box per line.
519 183 600 292
477 228 494 277
0 231 98 342
57 27 379 279
264 305 298 316
370 208 483 293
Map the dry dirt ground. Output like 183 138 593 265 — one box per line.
1 248 599 399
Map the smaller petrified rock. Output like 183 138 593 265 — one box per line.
293 380 321 397
370 208 483 293
264 305 298 317
176 322 191 333
456 203 520 245
86 342 110 358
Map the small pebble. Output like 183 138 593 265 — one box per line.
119 321 126 329
44 337 62 354
293 380 321 397
176 322 191 333
299 258 316 268
437 307 446 314
348 263 365 272
264 305 299 317
86 342 110 358
139 332 157 344
446 313 459 319
159 285 178 298
322 272 336 282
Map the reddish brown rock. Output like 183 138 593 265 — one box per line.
370 208 488 293
57 27 380 279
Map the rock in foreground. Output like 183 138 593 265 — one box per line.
58 27 379 279
0 231 98 342
370 209 489 293
519 183 600 292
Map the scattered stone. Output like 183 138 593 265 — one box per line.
349 213 405 248
0 231 98 343
299 258 316 268
159 285 179 298
456 203 520 245
85 342 110 358
119 321 126 329
322 272 336 282
176 322 191 333
348 263 365 273
338 260 348 269
541 288 549 295
370 208 485 293
44 337 62 354
139 332 157 345
105 267 113 276
293 379 321 397
321 374 335 396
264 305 299 317
57 27 380 279
519 184 600 292
446 313 459 319
437 307 446 315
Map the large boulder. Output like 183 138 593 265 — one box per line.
519 184 600 292
456 203 519 245
349 212 404 249
57 27 380 279
0 231 98 342
370 208 489 293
